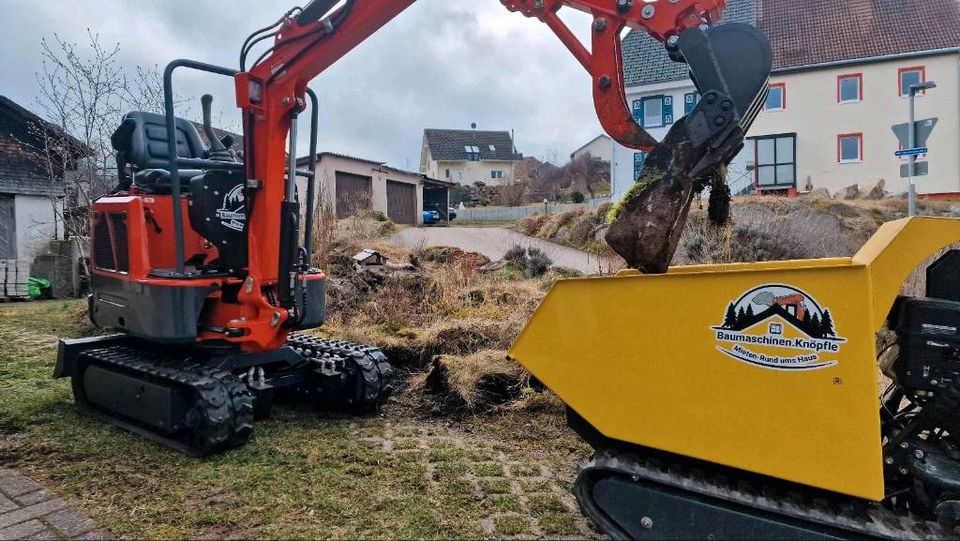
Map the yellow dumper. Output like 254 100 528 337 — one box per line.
511 217 960 539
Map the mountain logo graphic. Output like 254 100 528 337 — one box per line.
711 284 846 371
215 184 246 232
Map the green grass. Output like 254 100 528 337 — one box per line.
0 300 594 539
493 515 529 536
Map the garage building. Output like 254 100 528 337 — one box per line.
297 152 426 225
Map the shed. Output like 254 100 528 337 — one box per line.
0 96 86 263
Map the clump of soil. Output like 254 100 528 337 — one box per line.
419 246 491 269
417 350 536 412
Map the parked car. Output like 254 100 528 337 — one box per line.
422 210 441 225
448 207 457 221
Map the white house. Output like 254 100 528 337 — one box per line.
420 128 521 187
613 0 960 199
571 134 612 163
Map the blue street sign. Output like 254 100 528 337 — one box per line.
895 147 928 157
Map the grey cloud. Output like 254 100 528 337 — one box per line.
2 0 605 168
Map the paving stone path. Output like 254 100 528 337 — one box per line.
0 469 110 541
355 422 602 540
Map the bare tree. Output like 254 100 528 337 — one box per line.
27 31 188 280
35 31 125 230
499 180 528 207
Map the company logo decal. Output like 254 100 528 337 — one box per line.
215 185 245 232
712 284 845 371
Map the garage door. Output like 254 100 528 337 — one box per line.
0 196 16 259
335 172 372 218
386 180 416 225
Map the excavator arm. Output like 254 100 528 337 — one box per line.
229 0 770 348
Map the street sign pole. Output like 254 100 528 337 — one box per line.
908 92 916 216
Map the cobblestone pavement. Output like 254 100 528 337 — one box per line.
0 469 110 541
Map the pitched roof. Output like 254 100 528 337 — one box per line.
296 151 385 167
760 0 960 71
570 134 611 159
423 129 518 162
622 0 960 87
622 0 757 87
0 96 87 196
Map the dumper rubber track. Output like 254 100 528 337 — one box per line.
72 345 254 457
286 333 394 412
575 448 952 540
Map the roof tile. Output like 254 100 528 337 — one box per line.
423 129 518 162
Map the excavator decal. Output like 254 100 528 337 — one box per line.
215 184 246 232
712 284 846 371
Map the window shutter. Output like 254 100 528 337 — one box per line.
662 96 673 125
633 152 647 180
632 100 642 121
684 92 699 115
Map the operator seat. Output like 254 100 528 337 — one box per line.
111 111 205 194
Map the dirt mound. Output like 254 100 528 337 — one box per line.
419 246 491 269
418 350 535 412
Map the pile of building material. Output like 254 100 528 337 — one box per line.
0 260 30 300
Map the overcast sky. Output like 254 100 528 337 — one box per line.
2 0 603 170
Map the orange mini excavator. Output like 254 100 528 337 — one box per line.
54 0 770 456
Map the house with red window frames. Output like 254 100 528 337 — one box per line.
612 0 960 198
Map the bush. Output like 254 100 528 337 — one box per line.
504 244 552 278
570 191 585 203
368 210 388 222
473 181 486 188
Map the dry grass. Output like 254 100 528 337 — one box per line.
311 208 404 269
516 204 616 260
519 196 960 268
417 350 531 412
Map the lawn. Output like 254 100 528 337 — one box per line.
0 300 597 539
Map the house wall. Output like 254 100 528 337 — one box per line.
572 136 613 163
613 52 960 199
429 158 517 187
14 194 60 262
612 79 755 200
749 52 960 195
297 154 423 224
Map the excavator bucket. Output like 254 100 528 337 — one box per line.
605 23 772 272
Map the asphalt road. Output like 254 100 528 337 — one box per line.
391 226 617 275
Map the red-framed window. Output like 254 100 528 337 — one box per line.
898 66 926 97
837 133 863 163
837 73 863 103
763 82 786 111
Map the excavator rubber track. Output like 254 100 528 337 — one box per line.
286 332 394 412
575 448 951 540
72 346 255 457
66 334 393 456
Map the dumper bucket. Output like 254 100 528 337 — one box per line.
510 216 960 502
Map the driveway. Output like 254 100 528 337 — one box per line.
391 227 618 275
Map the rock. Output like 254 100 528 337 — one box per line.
839 184 859 200
859 178 885 200
478 259 508 273
386 261 417 271
807 188 831 199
